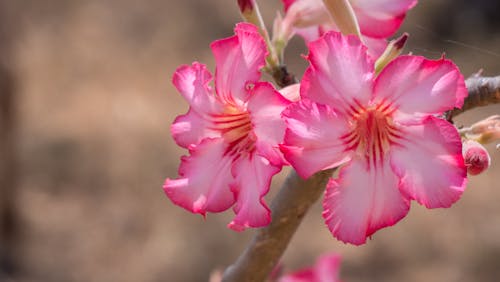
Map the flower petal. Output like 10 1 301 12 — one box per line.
279 83 301 102
323 158 410 245
171 108 220 148
284 0 330 27
293 26 322 42
296 26 387 60
247 82 290 165
302 31 374 114
282 0 298 11
374 55 467 119
390 116 467 208
228 155 280 231
163 138 235 215
314 254 342 282
351 0 417 38
279 254 341 282
363 36 387 59
279 271 314 282
281 99 351 179
352 0 417 14
211 23 267 106
172 62 221 115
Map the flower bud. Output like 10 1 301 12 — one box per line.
374 33 408 73
322 0 361 37
237 0 255 18
463 140 491 175
238 0 265 32
465 115 500 145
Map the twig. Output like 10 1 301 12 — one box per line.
446 76 500 121
221 73 500 282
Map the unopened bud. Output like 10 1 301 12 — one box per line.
465 115 500 145
374 33 408 73
238 0 254 17
238 0 264 30
463 140 491 175
322 0 361 38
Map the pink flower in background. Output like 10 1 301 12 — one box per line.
164 23 290 231
281 31 467 245
279 253 342 282
279 0 417 57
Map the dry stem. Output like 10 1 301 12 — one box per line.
446 76 500 120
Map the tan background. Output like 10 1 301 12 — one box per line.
0 0 499 281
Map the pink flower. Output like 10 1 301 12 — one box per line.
279 253 342 282
280 0 417 57
164 23 290 231
281 31 468 245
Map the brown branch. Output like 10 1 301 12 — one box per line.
446 76 500 120
222 169 334 282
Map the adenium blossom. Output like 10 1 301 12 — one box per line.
164 23 290 231
279 0 417 57
281 31 468 245
279 253 342 282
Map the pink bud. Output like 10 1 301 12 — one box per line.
374 33 409 73
237 0 259 25
238 0 254 13
463 140 491 175
322 0 361 37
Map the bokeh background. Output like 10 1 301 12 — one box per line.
0 0 499 281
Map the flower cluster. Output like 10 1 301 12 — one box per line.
164 0 479 246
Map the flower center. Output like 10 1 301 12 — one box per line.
342 104 402 168
210 106 255 156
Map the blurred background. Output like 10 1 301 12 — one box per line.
0 0 499 281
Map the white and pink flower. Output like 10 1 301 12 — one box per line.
281 31 468 245
164 23 290 231
279 0 417 57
